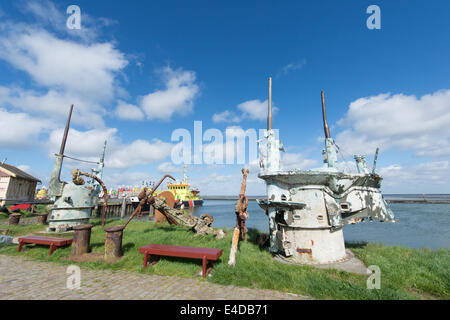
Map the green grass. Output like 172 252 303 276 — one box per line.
0 219 448 300
0 204 49 221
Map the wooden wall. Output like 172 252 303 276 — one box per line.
1 177 37 206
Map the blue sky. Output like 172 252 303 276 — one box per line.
0 0 449 195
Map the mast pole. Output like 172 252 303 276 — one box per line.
321 91 331 139
267 77 272 130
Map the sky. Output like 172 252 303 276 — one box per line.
0 0 449 195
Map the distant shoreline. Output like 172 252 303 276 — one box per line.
202 194 450 204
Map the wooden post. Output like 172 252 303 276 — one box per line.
228 168 249 266
120 197 127 218
228 227 240 266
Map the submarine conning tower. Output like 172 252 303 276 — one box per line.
257 78 395 265
47 105 107 232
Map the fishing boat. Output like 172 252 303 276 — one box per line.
155 166 203 208
35 188 49 200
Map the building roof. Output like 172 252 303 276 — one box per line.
0 163 41 182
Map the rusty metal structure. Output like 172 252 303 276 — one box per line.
153 197 223 238
154 191 175 223
257 78 395 264
228 168 249 266
120 174 223 238
47 105 108 232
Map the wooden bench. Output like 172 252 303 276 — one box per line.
18 235 73 256
139 244 223 277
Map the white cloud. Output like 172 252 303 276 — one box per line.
0 26 127 102
21 0 117 43
102 171 155 188
114 100 144 120
157 162 183 174
237 99 269 121
0 86 105 127
0 108 52 148
336 90 450 157
282 152 318 170
212 110 241 123
140 67 199 120
378 161 450 193
16 165 31 172
47 127 174 170
107 139 174 169
277 59 306 77
213 99 278 123
47 127 118 159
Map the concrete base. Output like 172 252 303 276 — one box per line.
275 249 370 275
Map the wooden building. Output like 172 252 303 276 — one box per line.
0 163 41 206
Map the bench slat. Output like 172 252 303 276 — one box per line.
19 236 72 246
139 244 222 260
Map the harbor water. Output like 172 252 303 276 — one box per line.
188 200 450 250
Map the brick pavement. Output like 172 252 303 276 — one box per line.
0 255 307 300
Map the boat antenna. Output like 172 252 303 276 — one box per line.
321 91 331 139
267 77 272 130
183 164 187 184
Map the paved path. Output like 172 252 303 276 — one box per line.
0 255 306 300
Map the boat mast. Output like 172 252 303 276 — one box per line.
183 165 188 184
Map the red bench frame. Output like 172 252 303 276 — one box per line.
18 235 73 256
139 244 223 277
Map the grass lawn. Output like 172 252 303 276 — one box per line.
0 218 448 300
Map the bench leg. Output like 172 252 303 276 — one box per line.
143 252 149 268
206 261 215 276
49 244 56 256
202 256 207 278
143 253 159 268
17 241 23 252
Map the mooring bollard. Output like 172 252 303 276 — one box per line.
71 224 94 257
104 225 125 260
8 214 21 225
36 212 49 225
